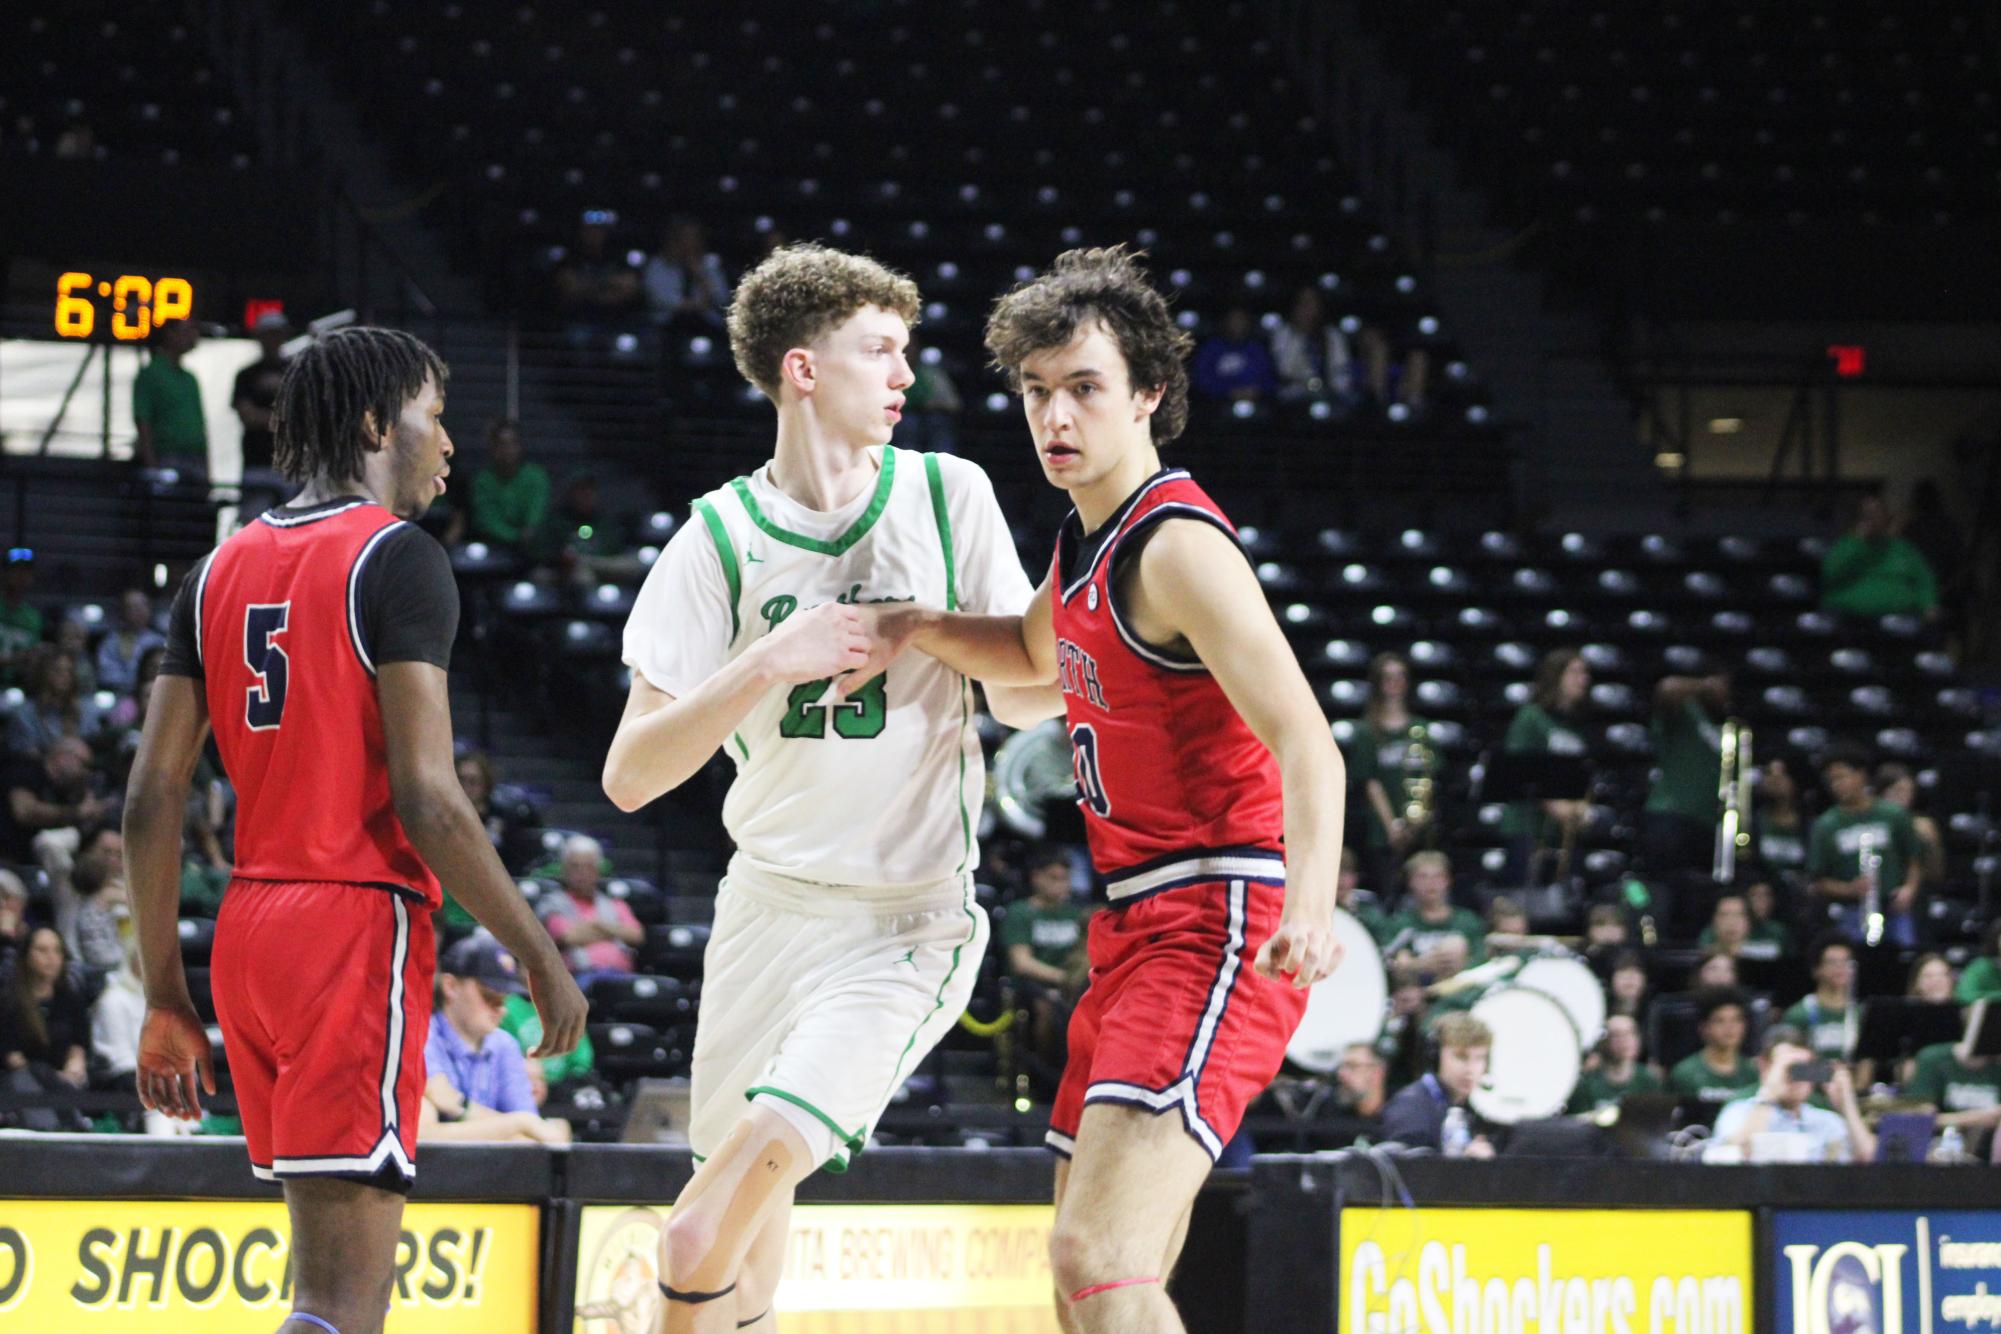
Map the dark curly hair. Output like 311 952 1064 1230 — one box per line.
983 246 1193 445
271 327 448 486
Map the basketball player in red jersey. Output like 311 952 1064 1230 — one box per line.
123 327 587 1334
868 247 1347 1332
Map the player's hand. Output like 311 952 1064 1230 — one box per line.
1255 917 1345 988
137 1003 216 1122
525 965 588 1059
834 605 927 699
752 602 871 685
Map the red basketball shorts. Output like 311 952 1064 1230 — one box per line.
1047 872 1306 1162
212 879 435 1191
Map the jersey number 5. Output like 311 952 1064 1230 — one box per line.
1071 723 1112 816
244 602 291 730
780 672 888 740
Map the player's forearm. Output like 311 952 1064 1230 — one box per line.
124 782 195 1009
1276 726 1346 920
400 788 569 978
909 611 1052 685
984 682 1066 728
602 653 782 810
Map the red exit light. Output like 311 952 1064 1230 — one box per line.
243 299 286 332
1828 344 1866 378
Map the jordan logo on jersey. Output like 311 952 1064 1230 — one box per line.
1057 638 1108 709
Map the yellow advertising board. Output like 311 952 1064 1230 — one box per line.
573 1202 1059 1333
0 1199 537 1332
1339 1206 1754 1334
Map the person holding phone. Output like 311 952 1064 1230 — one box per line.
1714 1026 1875 1162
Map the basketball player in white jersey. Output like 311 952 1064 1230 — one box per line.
604 244 1036 1333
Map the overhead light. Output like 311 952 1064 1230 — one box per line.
1708 417 1745 434
1655 451 1687 470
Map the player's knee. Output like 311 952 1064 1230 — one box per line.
1048 1219 1129 1295
661 1210 722 1287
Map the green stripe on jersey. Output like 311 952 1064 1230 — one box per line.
692 498 741 643
730 447 898 557
922 452 958 612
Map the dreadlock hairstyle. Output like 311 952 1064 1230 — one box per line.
271 327 448 486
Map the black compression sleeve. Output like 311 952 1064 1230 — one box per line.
356 524 461 670
157 560 206 680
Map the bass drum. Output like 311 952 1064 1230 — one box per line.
1515 956 1607 1051
991 719 1081 840
1284 909 1388 1074
1468 985 1582 1124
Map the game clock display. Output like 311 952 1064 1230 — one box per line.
54 271 195 342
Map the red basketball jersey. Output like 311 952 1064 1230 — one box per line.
193 500 441 906
1048 469 1285 891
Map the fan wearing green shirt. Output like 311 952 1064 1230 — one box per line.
1379 851 1485 978
1641 672 1729 889
1808 744 1922 947
1668 988 1761 1104
1000 849 1092 1068
132 319 207 471
1568 1014 1663 1114
1958 922 2001 1006
1820 494 1939 622
1498 648 1591 887
1903 1042 2001 1144
0 551 44 687
470 418 552 556
1779 934 1858 1061
501 990 597 1103
1347 652 1433 899
1698 892 1786 962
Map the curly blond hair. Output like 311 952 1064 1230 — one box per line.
983 245 1194 444
726 243 921 398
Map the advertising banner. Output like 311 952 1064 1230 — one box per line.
572 1202 1057 1332
1775 1209 2001 1334
1338 1206 1754 1334
0 1199 537 1331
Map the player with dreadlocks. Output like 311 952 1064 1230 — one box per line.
124 327 586 1334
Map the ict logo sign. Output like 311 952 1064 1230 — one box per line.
1775 1211 2001 1334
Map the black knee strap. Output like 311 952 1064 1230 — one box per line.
737 1311 770 1328
659 1281 737 1305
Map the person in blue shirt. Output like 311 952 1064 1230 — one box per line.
1713 1027 1874 1163
418 935 571 1144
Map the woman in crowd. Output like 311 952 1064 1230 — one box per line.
0 927 90 1130
1499 648 1592 886
1568 1013 1663 1114
1348 652 1435 899
1875 763 1947 888
5 644 104 758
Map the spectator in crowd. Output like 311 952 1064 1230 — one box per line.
499 988 597 1108
420 936 572 1144
554 211 642 328
132 318 207 473
1820 494 1939 621
1339 847 1387 940
1002 848 1091 1069
1875 763 1946 888
230 310 292 478
1568 1014 1663 1114
1583 903 1630 964
1692 952 1740 989
94 590 164 696
456 750 542 874
899 333 963 454
1269 286 1356 408
1605 950 1651 1022
1381 1012 1495 1156
1642 672 1729 888
1379 961 1433 1088
1956 922 2001 1006
0 871 28 974
1484 896 1532 952
1499 648 1591 887
1753 757 1811 891
537 472 642 587
51 617 97 696
1191 305 1278 404
66 843 128 983
1348 652 1433 899
102 647 165 778
642 214 731 330
1780 934 1858 1062
1713 1027 1874 1162
0 549 43 686
537 835 643 986
1902 1034 2001 1154
1354 324 1430 416
1381 851 1484 978
7 646 106 758
0 926 89 1130
1908 953 1956 1004
1333 1042 1389 1127
1808 744 1922 947
1743 879 1797 960
1699 892 1783 962
1667 988 1760 1104
470 419 552 557
4 737 110 863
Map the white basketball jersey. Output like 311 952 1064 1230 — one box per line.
623 447 1034 889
